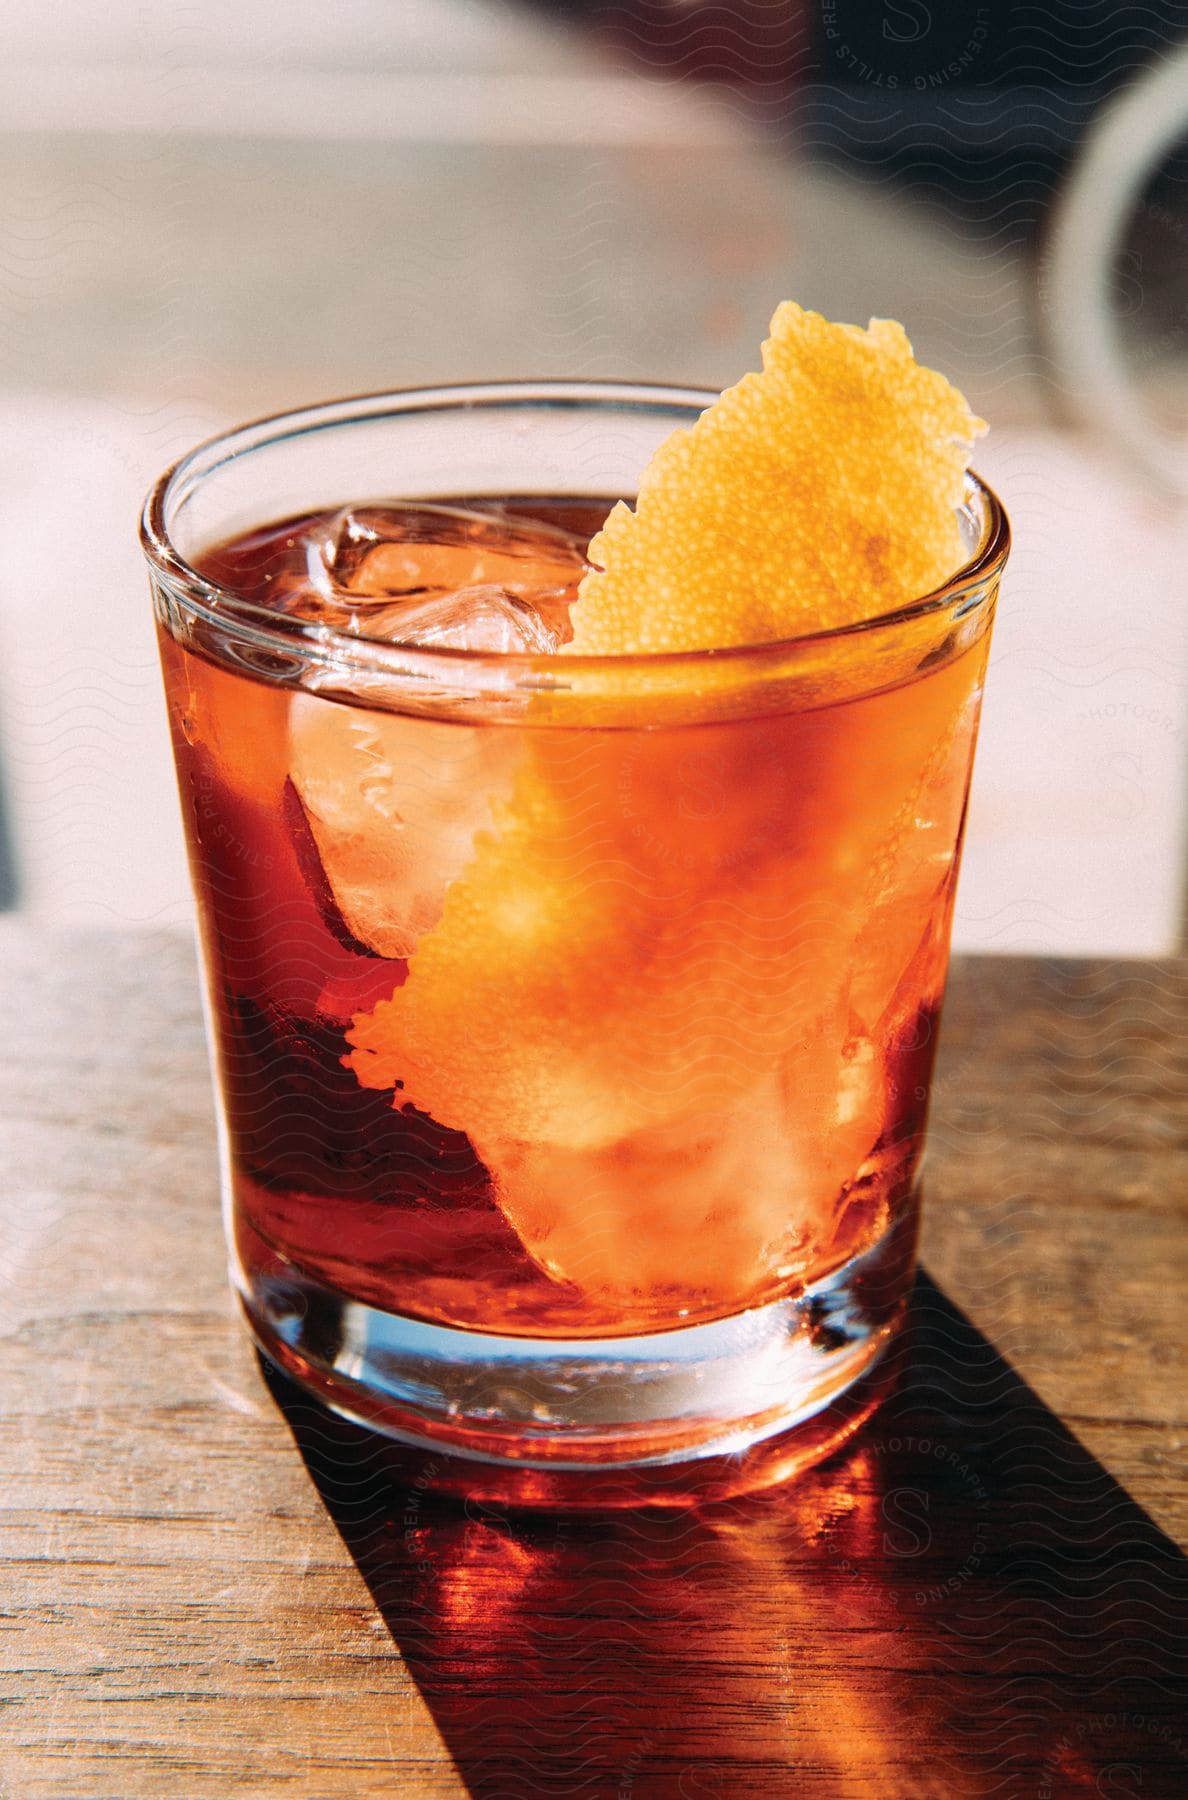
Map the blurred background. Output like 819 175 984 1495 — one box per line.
1 0 1186 953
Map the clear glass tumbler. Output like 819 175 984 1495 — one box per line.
142 384 1009 1505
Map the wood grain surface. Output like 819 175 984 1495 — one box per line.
1 927 1185 1799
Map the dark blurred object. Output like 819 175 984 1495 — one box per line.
1041 40 1188 495
527 1 1188 225
798 0 1188 225
540 0 807 100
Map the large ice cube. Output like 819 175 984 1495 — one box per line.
467 1034 886 1311
289 697 520 961
276 503 584 641
271 503 581 645
336 583 564 654
283 503 588 956
324 502 587 597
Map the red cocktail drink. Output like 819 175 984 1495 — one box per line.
144 381 1008 1498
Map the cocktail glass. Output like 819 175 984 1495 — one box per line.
142 384 1009 1505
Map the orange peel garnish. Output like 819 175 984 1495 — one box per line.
343 302 992 1305
566 302 984 656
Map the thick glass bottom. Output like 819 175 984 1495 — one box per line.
237 1201 917 1508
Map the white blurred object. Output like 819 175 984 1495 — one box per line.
0 398 209 925
954 429 1188 957
0 0 739 147
1044 39 1188 496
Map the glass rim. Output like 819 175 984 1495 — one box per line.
140 378 1010 680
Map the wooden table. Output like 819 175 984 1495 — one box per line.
2 927 1185 1798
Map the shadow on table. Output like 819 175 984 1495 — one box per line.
264 1274 1188 1798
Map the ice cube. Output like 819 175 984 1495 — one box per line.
288 696 521 961
320 502 586 602
281 505 585 955
468 1039 886 1310
271 503 583 645
346 583 565 654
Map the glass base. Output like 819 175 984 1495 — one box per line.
238 1203 916 1507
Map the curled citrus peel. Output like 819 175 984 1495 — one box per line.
343 303 990 1312
567 302 984 656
